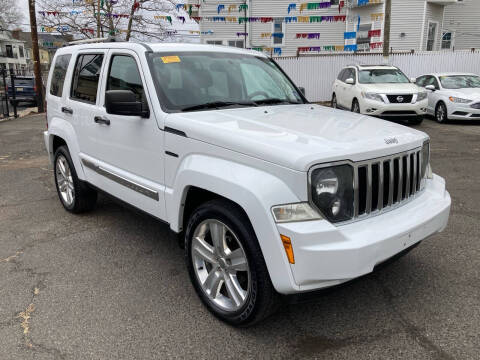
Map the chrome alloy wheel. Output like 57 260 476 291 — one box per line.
436 103 446 122
191 219 250 312
55 155 75 206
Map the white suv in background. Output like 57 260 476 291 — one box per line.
332 65 428 125
44 42 450 326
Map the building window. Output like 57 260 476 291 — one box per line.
18 46 24 58
330 0 340 5
426 21 438 51
228 40 244 48
206 40 223 45
273 19 284 45
6 45 13 58
441 32 452 49
356 24 372 52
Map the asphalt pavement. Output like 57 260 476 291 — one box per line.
0 114 479 359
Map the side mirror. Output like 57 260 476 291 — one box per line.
345 78 355 85
425 85 436 91
105 90 149 118
410 78 417 83
299 87 306 96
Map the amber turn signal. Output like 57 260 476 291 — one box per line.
280 234 295 264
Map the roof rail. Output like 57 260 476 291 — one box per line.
67 36 117 46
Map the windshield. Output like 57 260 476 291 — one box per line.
439 75 480 89
148 52 305 112
358 69 410 84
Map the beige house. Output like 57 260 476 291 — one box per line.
0 31 27 73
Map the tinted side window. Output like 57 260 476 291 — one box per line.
424 76 440 90
416 76 426 87
71 54 104 104
344 69 355 83
50 54 71 97
107 55 145 103
337 69 346 81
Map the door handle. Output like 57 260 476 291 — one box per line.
94 116 111 126
61 107 73 115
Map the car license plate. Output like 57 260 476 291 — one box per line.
16 87 23 92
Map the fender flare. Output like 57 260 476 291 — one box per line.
166 154 302 293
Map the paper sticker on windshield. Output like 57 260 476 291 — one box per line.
161 56 181 64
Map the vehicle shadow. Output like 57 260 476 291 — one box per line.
91 191 440 356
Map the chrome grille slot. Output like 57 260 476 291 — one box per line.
353 148 423 220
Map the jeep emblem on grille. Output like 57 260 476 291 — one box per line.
385 137 399 145
396 96 404 103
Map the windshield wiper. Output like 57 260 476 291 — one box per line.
253 98 302 105
181 101 257 112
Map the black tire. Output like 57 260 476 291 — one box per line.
435 102 448 123
351 98 360 113
185 199 280 326
331 93 337 108
408 116 424 125
53 146 97 213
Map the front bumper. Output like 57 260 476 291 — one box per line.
447 102 480 120
276 174 450 294
360 98 428 118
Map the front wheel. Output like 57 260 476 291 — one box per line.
331 93 337 109
185 199 280 326
351 99 360 113
435 102 448 123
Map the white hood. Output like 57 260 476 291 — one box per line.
166 104 428 172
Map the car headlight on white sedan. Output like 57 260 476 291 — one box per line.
361 92 384 103
449 96 472 104
416 92 428 102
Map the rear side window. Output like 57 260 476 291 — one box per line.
71 54 104 104
50 55 71 97
107 55 145 103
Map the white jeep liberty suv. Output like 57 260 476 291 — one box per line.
44 42 451 326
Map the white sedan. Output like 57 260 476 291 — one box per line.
416 73 480 123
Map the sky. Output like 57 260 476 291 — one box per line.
16 0 200 43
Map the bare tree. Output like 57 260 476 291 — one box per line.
0 0 23 30
36 0 184 42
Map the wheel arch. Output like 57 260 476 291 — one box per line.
167 154 301 293
47 118 86 180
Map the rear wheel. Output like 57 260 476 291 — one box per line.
435 102 448 123
351 99 360 113
331 93 337 109
185 199 280 326
54 146 97 213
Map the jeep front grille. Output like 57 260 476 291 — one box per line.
353 148 423 218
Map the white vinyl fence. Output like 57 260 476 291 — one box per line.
275 51 480 102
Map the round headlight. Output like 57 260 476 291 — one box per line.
310 165 354 223
315 169 339 196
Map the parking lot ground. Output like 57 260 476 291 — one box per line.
0 114 479 360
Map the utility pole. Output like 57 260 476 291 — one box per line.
28 0 45 113
97 0 101 37
383 0 391 60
